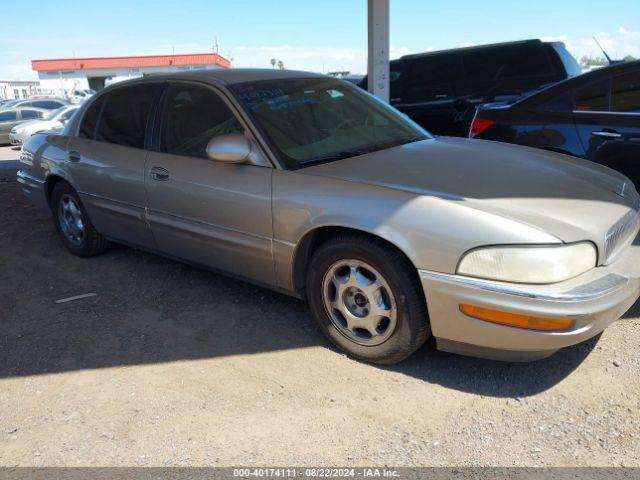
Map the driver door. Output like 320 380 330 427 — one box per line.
145 82 275 286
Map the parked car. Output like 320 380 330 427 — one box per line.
470 60 640 184
0 108 47 145
5 98 69 111
0 99 24 110
68 89 96 104
17 70 640 364
359 39 582 137
9 105 79 146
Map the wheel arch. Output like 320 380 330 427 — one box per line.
44 173 73 206
291 225 420 295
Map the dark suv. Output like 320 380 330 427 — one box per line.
470 61 640 185
359 39 581 136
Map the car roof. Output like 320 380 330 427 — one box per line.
397 39 551 62
104 68 328 88
1 107 48 113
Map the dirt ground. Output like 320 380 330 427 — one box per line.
0 145 639 467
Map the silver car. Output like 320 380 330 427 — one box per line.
10 105 79 146
0 108 47 145
17 70 640 364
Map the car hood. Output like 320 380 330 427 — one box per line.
303 137 637 248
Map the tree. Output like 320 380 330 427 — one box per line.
623 55 637 62
277 60 285 70
270 58 277 69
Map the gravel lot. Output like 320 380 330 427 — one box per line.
0 144 639 467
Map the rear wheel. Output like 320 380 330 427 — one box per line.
307 233 430 364
51 181 109 257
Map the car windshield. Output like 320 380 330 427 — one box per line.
45 107 65 120
229 78 429 168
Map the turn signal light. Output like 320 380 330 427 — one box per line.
469 117 494 137
459 304 575 331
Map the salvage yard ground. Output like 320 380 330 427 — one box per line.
0 145 639 466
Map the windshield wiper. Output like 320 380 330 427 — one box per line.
304 149 371 164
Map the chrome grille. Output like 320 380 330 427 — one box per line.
604 197 640 264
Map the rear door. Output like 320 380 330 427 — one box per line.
573 71 640 182
67 82 162 248
145 82 274 285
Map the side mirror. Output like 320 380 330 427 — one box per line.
206 134 251 164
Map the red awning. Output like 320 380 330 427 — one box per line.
32 53 230 71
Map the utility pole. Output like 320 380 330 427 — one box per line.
367 0 390 102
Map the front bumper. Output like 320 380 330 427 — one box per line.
419 240 640 361
16 170 49 212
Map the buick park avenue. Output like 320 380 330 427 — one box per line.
17 69 640 364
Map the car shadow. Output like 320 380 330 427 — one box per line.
387 334 600 398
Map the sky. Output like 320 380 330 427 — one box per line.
2 0 639 80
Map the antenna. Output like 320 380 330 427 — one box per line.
213 37 219 54
593 36 613 64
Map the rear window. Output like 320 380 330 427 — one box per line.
611 71 640 113
33 100 63 109
94 84 160 148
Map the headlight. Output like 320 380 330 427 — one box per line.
457 243 597 284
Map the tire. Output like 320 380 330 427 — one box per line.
306 233 430 365
51 181 109 257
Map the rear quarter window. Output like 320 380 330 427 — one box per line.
78 97 105 139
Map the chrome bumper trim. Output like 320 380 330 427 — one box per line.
418 270 628 302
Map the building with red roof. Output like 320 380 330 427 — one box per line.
31 52 230 97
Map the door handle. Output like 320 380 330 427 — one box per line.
591 130 622 139
149 166 170 181
68 150 81 162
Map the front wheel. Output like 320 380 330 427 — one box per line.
306 233 430 365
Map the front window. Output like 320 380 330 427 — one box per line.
21 110 42 119
160 83 244 159
229 78 429 168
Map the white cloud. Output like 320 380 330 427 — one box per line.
227 43 413 74
543 27 640 60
